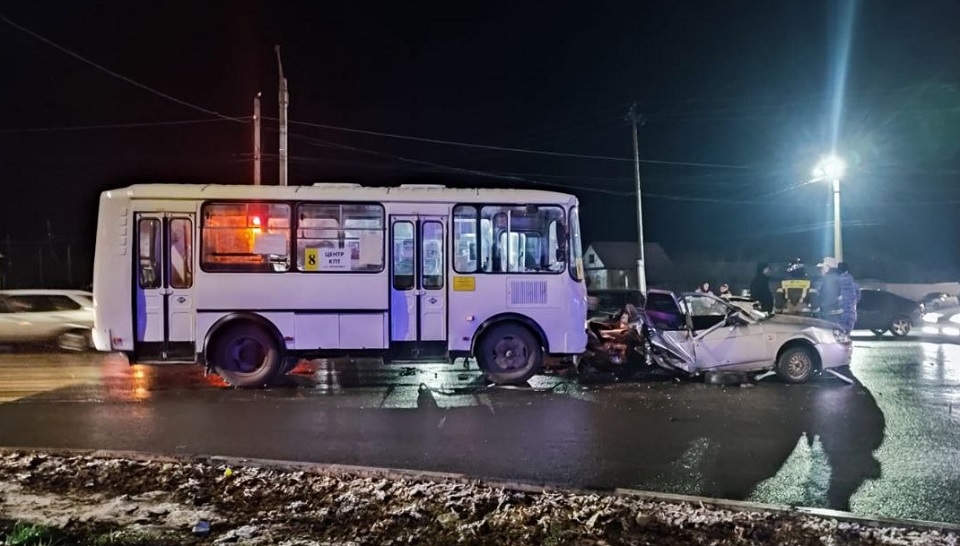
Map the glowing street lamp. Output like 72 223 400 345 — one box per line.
813 155 847 262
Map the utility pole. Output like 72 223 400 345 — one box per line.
627 103 647 294
253 92 262 185
275 45 289 186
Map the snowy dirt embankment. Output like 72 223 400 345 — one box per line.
0 450 957 545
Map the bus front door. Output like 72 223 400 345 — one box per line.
134 213 196 361
389 215 447 359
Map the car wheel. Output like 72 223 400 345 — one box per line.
210 323 282 388
476 323 542 385
56 330 90 352
870 329 886 337
889 317 912 337
776 346 816 383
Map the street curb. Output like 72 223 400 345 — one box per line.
2 446 959 535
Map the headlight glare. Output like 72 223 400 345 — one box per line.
923 313 943 324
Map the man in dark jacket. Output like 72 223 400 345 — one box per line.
750 262 774 312
818 256 842 323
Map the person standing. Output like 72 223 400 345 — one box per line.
750 262 774 313
696 282 713 295
837 262 860 334
818 257 842 324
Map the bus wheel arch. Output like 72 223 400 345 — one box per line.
203 313 284 388
472 314 546 385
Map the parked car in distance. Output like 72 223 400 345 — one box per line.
855 289 924 337
919 305 960 341
587 288 645 319
920 292 960 311
0 290 94 351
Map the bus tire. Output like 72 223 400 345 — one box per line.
209 323 282 388
476 323 542 385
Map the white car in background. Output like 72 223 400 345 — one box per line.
0 290 94 351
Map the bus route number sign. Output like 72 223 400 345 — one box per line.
304 248 350 271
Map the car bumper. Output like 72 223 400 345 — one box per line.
815 341 853 370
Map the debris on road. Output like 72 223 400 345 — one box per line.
0 450 957 545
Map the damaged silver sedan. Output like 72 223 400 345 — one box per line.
641 290 853 383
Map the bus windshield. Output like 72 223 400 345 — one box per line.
568 206 584 281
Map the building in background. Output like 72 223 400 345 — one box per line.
584 242 673 289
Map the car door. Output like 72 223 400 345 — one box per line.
643 290 696 372
683 293 769 370
855 290 884 330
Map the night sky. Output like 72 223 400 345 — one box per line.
1 0 958 279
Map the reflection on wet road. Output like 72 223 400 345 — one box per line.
0 339 958 524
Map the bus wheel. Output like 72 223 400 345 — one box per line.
210 323 282 388
476 323 543 385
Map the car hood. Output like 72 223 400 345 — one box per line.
764 313 838 330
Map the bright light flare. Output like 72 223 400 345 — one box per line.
813 155 847 180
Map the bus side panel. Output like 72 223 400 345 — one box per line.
92 191 135 352
448 275 586 354
193 272 389 351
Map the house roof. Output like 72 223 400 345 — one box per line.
586 242 672 270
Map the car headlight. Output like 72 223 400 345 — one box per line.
833 329 851 343
949 314 960 325
923 313 943 324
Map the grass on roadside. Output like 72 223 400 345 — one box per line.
1 521 172 546
1 521 64 546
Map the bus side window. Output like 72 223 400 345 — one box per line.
169 218 193 289
138 218 161 289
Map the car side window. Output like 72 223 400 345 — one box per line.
858 291 879 309
47 296 82 311
645 293 686 331
5 296 54 313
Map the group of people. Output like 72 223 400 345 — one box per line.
748 257 860 333
694 282 735 298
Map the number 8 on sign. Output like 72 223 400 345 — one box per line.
304 248 320 271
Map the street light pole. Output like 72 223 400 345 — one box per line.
813 155 846 262
275 45 289 186
832 178 843 262
627 103 647 293
253 92 261 185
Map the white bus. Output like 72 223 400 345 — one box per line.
92 183 588 386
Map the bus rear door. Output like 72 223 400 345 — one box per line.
134 212 196 361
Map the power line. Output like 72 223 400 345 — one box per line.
0 117 250 134
270 116 753 169
0 12 245 123
286 131 772 203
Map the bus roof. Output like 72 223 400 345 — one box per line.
102 183 578 205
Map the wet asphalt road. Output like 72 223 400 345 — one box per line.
0 335 958 524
